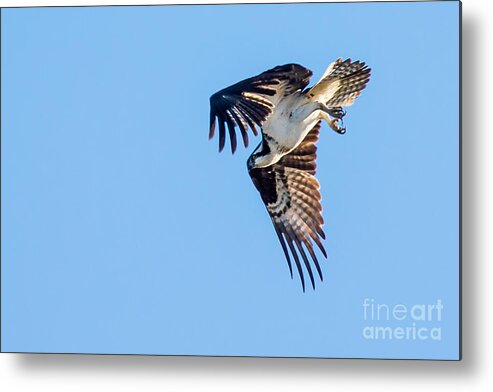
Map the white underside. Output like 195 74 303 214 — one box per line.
252 59 348 168
253 93 329 168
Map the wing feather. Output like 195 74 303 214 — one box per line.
248 122 327 290
229 108 249 148
282 222 306 292
273 224 293 278
210 64 313 152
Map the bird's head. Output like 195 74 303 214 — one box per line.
247 141 271 171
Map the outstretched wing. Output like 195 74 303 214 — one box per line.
248 122 326 291
308 58 371 108
209 64 312 153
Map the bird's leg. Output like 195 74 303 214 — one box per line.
317 104 346 135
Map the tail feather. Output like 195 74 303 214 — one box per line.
307 58 371 108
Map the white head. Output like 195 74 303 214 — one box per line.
247 141 277 170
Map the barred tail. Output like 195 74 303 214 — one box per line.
307 58 371 107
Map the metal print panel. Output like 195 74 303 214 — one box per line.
1 1 461 360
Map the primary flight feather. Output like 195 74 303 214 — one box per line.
209 58 371 290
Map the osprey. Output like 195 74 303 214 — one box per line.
209 58 371 290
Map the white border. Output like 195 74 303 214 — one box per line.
2 0 492 391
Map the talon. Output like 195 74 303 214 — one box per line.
328 107 346 120
329 118 346 134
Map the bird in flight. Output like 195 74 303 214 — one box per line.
209 58 371 290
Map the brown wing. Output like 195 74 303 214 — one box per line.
248 122 326 290
209 64 313 153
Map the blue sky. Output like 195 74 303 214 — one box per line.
1 1 459 359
